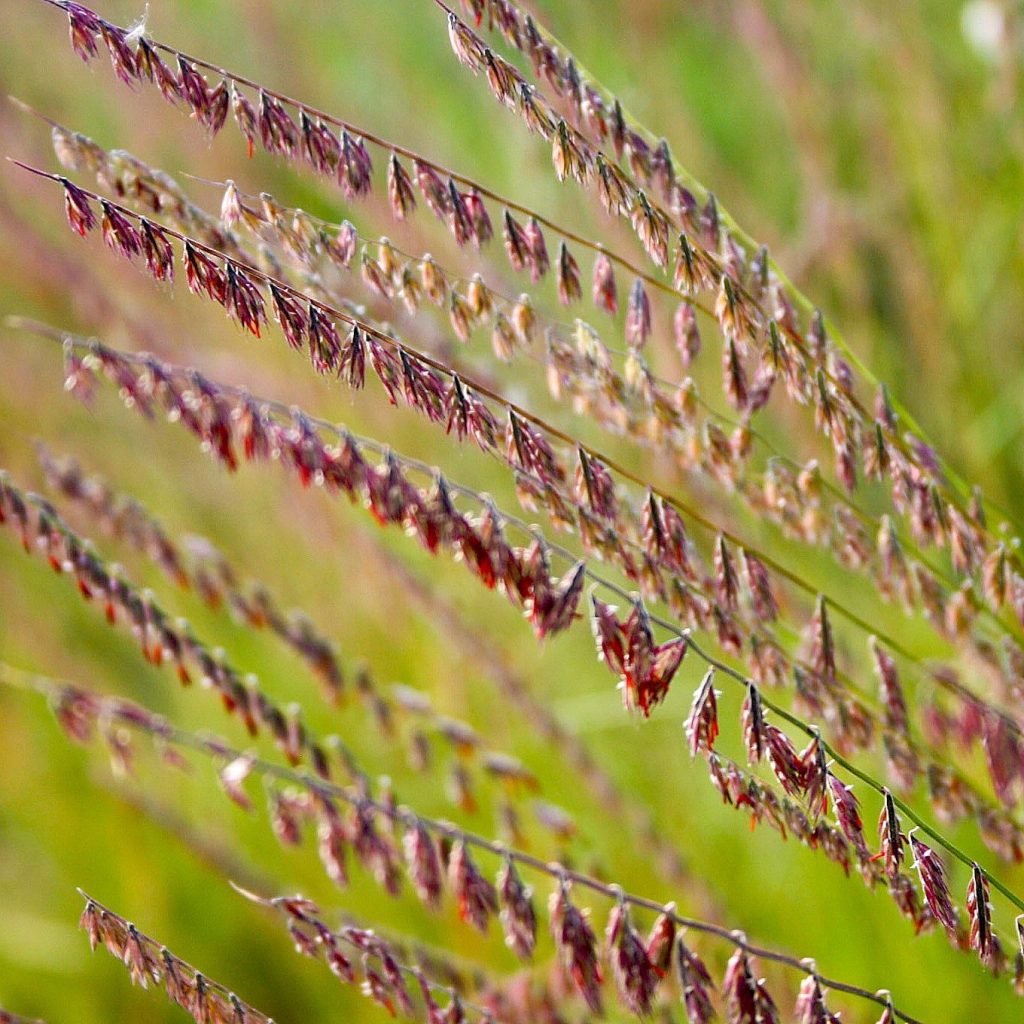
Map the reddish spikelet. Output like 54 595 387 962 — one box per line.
466 186 493 243
317 802 349 888
556 241 582 305
723 336 748 410
497 858 537 960
765 724 803 797
339 131 372 198
445 375 498 451
307 303 341 373
549 883 603 1014
809 595 836 688
673 301 701 368
182 241 226 302
523 216 549 281
349 802 402 895
177 57 214 127
723 948 760 1024
625 278 652 349
741 682 767 763
403 818 444 908
230 84 259 156
788 730 821 813
795 975 831 1024
447 840 497 932
268 284 308 351
595 598 686 716
684 669 719 757
592 252 618 313
741 550 778 622
870 637 907 735
967 863 995 965
506 410 565 483
631 191 669 267
224 263 266 336
387 153 416 219
98 22 137 85
877 789 905 878
299 111 340 174
66 2 102 62
677 937 716 1023
527 560 586 639
714 534 739 613
502 209 529 271
910 832 958 936
644 906 676 978
673 233 717 292
100 200 142 258
258 90 299 155
61 177 96 236
827 774 870 862
606 900 660 1015
574 449 617 520
981 711 1020 808
140 220 175 282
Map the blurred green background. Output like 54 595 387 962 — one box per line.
1 0 1023 1021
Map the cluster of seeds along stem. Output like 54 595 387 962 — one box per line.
437 0 1015 558
35 92 1024 804
34 445 571 837
79 892 279 1024
0 464 371 778
17 330 1024 977
44 0 1024 646
8 670 920 1023
436 5 1024 729
8 2 1024 1017
21 161 1024 862
35 12 1024 805
450 0 973 505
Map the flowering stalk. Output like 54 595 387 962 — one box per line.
7 668 927 1023
450 0 995 537
184 173 1024 805
232 885 502 1022
0 466 342 776
38 0 1024 625
35 445 550 825
19 326 1024 927
439 0 1011 549
18 161 1024 823
23 66 1024 739
15 330 1024 985
78 891 276 1023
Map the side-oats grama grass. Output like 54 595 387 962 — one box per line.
2 2 1024 1022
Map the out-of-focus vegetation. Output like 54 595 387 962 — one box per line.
1 1 1023 1022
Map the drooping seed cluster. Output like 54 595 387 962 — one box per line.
35 445 561 833
0 467 340 773
35 10 1024 799
47 3 1024 724
441 0 1019 592
79 892 277 1024
33 333 1024 981
19 673 918 1024
6 1 1024 1019
33 167 1024 858
233 886 498 1023
51 325 1024 872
